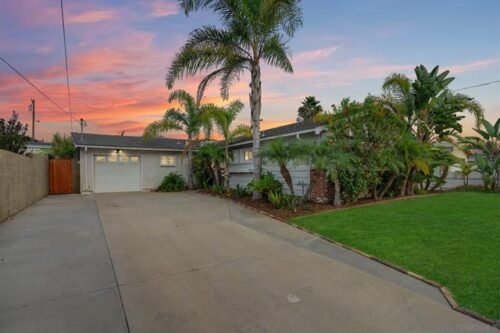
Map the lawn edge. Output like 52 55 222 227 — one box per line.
202 192 499 328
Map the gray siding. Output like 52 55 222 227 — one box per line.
79 148 188 193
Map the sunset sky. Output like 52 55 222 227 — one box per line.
1 0 499 141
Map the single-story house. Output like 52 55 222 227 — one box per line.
72 133 189 193
72 121 325 194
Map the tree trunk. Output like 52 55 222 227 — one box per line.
187 143 193 190
213 162 221 186
333 173 341 208
430 165 449 192
280 165 294 196
379 173 397 199
399 172 408 197
250 64 262 200
224 143 230 193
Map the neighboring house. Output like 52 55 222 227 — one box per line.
72 133 189 193
435 141 483 189
228 121 326 195
25 141 51 154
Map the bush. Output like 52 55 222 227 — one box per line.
248 171 282 199
232 184 251 198
158 173 186 192
210 184 225 195
268 191 285 209
338 167 367 203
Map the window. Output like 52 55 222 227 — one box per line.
108 155 118 162
95 156 106 163
130 156 139 163
244 150 253 161
160 155 176 167
119 156 129 163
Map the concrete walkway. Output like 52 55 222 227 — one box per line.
0 193 495 332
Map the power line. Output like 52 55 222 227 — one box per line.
60 0 73 131
454 80 500 92
0 55 75 122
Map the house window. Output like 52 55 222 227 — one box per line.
130 156 140 163
95 156 106 163
108 155 118 162
160 155 176 167
244 150 253 161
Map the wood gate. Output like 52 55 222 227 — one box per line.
49 159 73 194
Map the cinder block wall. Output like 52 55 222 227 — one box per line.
0 150 49 222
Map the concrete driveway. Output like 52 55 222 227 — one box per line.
0 192 494 332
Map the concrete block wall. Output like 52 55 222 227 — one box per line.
0 150 49 222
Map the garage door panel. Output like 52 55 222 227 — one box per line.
94 155 141 193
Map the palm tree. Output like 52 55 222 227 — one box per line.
458 160 475 186
395 134 431 196
459 118 500 188
197 142 225 186
259 138 300 196
166 0 303 199
144 90 213 189
203 100 251 192
298 96 323 120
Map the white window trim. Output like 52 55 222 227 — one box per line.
160 155 177 167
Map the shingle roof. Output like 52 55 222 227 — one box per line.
71 132 188 151
230 120 320 146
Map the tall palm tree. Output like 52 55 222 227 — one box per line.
203 100 251 192
259 138 300 196
197 141 225 186
144 90 213 189
297 96 323 120
166 0 303 199
395 134 431 196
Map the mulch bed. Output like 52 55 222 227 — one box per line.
199 190 385 220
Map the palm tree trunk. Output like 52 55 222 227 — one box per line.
224 143 230 193
250 64 262 200
280 165 294 196
187 144 194 190
399 169 410 196
333 173 341 208
430 165 449 192
379 173 397 199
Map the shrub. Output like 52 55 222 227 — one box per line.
232 184 251 198
158 172 186 192
338 167 367 203
282 194 303 212
248 171 282 199
210 184 225 195
268 191 285 209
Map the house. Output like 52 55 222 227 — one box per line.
25 141 52 154
71 121 326 194
228 121 326 195
72 133 189 193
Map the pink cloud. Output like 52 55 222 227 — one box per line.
67 9 117 23
293 46 340 63
447 59 499 74
149 1 178 17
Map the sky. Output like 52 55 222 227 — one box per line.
0 0 499 141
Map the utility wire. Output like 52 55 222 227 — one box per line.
60 0 73 131
454 79 500 92
0 55 75 121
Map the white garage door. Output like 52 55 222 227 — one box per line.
94 155 141 193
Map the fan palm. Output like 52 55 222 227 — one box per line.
298 96 323 120
166 0 303 199
259 138 300 195
203 100 251 192
143 90 214 189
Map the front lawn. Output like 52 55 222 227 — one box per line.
290 192 500 320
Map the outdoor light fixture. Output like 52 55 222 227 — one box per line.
115 149 121 154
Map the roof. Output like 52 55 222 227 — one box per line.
230 120 322 146
71 132 188 151
26 141 52 149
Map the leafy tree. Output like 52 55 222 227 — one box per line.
395 134 432 196
382 65 484 143
51 133 75 159
259 138 300 195
297 96 323 120
0 111 29 154
202 100 251 192
166 0 303 199
474 155 499 191
144 90 215 189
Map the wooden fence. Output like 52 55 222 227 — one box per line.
49 159 73 194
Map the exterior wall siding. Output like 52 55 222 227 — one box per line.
79 148 188 192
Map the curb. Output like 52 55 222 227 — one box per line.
201 192 499 329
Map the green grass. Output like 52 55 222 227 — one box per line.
290 192 500 320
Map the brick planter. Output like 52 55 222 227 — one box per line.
307 169 335 203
